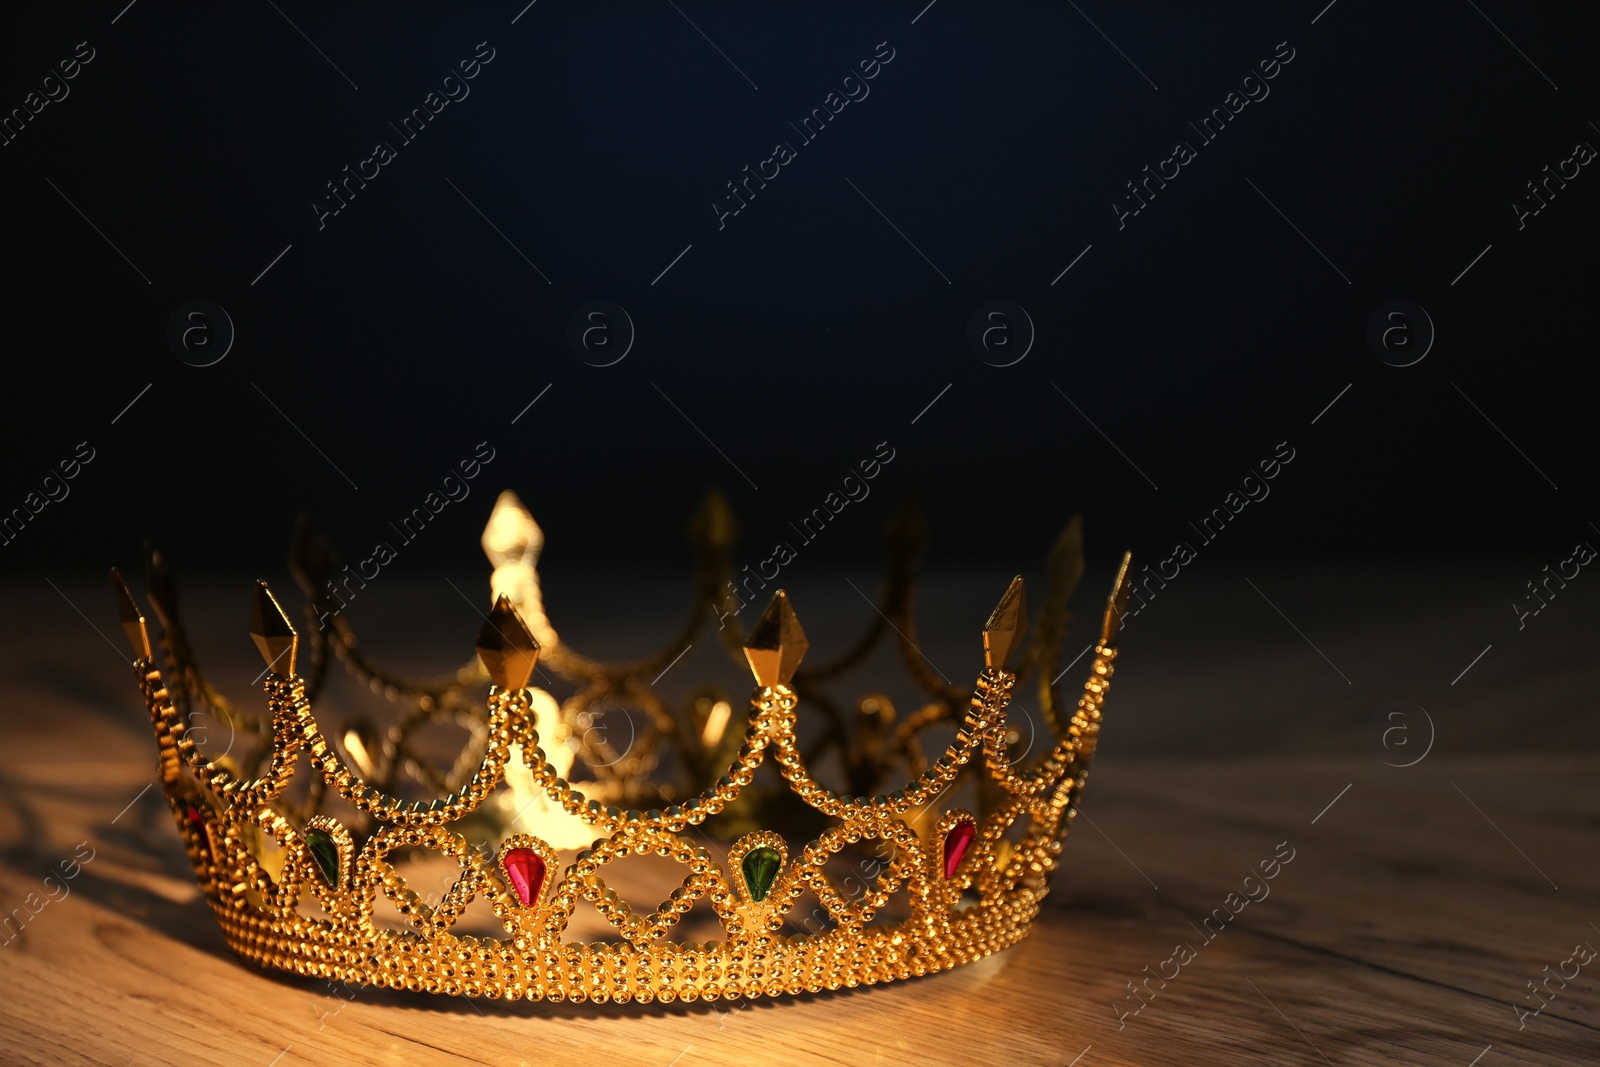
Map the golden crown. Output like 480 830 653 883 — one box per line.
110 491 1132 1003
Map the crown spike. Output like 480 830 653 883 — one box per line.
109 568 152 660
144 541 177 631
743 590 808 687
1046 516 1086 603
688 488 739 552
249 581 299 676
288 515 338 599
482 490 543 569
475 594 541 691
982 576 1028 670
884 497 928 562
1100 551 1134 646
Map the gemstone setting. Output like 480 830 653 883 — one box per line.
305 827 341 887
502 847 547 907
185 803 213 863
741 845 782 902
943 820 976 878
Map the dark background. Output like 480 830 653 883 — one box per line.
0 0 1594 578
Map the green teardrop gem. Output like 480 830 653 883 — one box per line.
741 845 782 903
305 827 341 887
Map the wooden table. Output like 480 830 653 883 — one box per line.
2 570 1596 1065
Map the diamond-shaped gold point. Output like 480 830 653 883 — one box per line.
885 498 928 559
983 576 1028 670
288 515 338 597
144 542 176 630
1100 551 1134 646
743 590 808 687
109 568 151 660
475 594 541 691
688 488 738 551
482 491 543 569
249 581 299 676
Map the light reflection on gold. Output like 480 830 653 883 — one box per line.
482 490 556 649
341 724 380 780
699 699 732 747
242 823 285 885
489 687 593 849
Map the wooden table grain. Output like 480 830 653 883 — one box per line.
2 569 1596 1065
7 758 1595 1066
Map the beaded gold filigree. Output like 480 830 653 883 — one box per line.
111 495 1131 1002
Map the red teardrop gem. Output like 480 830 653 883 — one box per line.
185 803 214 862
943 820 975 878
502 848 547 907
